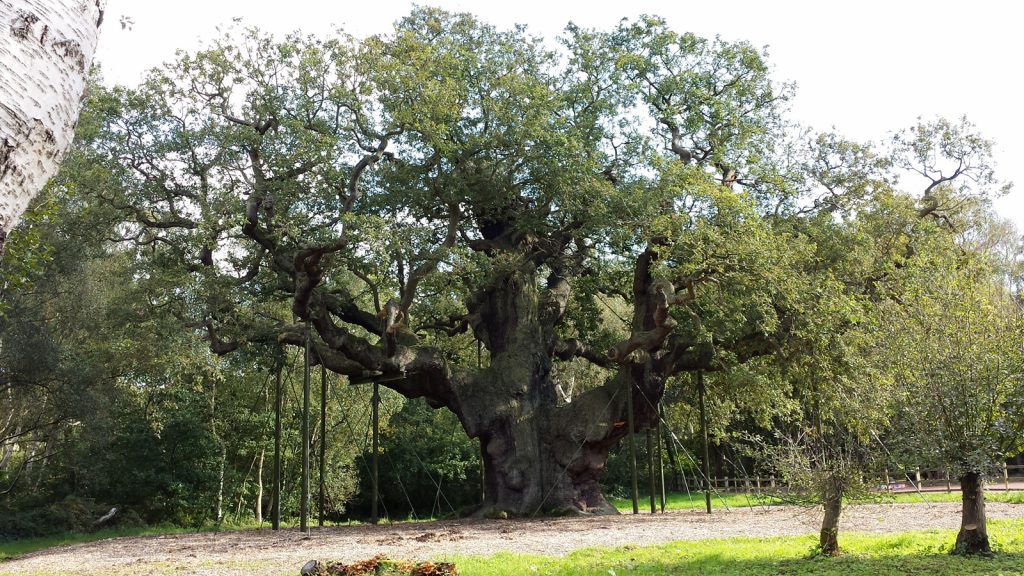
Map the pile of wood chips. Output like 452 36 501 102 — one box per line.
301 554 457 575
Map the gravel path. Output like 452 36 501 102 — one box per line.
3 502 1023 576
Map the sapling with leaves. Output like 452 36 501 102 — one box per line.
744 259 894 556
876 246 1024 555
751 428 876 556
859 115 1021 556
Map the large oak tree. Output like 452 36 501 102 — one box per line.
76 10 875 515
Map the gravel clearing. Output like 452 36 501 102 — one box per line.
3 502 1023 576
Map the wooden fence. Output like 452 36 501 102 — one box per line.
677 464 1024 494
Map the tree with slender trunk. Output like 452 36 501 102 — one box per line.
0 0 103 253
879 249 1023 556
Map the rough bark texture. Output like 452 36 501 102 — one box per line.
819 492 842 556
423 244 689 516
0 0 102 251
953 471 990 555
445 263 619 515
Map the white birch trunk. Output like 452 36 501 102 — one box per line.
255 446 264 524
216 443 225 522
0 424 19 471
0 0 103 249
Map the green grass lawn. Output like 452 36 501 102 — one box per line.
0 525 195 561
454 519 1024 576
609 488 1024 512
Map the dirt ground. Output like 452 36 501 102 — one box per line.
3 502 1023 576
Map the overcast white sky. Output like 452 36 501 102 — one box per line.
94 0 1022 228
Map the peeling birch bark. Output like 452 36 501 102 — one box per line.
0 0 103 251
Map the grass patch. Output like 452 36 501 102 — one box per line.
609 489 1024 512
0 525 194 561
0 518 292 561
454 519 1024 575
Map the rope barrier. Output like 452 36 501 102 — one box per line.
334 391 398 521
634 383 732 511
376 399 428 521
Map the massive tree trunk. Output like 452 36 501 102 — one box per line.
953 471 990 555
409 244 684 516
454 264 658 515
467 367 661 516
0 0 103 252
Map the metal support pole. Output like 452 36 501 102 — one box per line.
319 364 327 527
301 322 311 533
477 339 485 505
626 380 639 514
647 428 656 513
656 405 666 513
371 381 380 524
272 365 282 530
698 370 712 514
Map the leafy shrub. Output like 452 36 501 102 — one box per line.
0 496 142 539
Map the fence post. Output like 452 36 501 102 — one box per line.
319 364 327 528
655 410 666 513
272 365 282 531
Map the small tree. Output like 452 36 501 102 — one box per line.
754 429 876 555
880 249 1023 555
745 128 899 557
749 266 894 556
